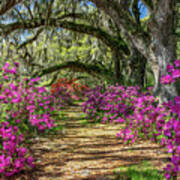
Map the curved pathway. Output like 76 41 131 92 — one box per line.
14 105 169 180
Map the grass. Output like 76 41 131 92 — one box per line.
113 161 170 180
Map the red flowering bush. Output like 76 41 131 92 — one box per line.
51 78 89 102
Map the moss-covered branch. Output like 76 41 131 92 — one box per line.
45 72 59 87
0 18 129 55
33 61 113 79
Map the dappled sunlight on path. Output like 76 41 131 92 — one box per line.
13 105 170 180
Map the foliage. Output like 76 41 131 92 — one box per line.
0 0 179 178
0 121 34 177
83 60 180 179
114 161 168 180
0 61 64 177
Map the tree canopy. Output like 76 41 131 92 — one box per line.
0 0 180 101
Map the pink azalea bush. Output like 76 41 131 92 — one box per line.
82 85 154 124
83 59 180 179
0 61 63 177
0 63 56 132
160 60 180 179
0 122 34 177
160 59 180 84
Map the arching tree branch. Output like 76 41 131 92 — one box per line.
89 0 150 57
0 18 129 54
33 61 113 79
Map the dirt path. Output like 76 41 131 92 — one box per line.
14 105 170 180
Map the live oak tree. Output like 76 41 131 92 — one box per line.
89 0 180 102
0 0 179 101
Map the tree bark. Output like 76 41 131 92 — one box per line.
147 0 178 102
113 51 121 82
138 54 146 88
90 0 178 102
148 43 177 101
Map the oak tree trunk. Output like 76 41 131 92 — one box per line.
113 52 121 81
147 0 178 102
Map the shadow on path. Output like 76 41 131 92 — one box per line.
13 105 170 180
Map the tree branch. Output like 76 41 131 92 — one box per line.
14 7 24 22
46 0 55 25
57 13 88 20
18 28 43 49
45 72 59 86
0 0 23 16
0 18 129 54
24 3 34 19
132 0 141 25
89 0 150 57
141 0 153 12
33 61 113 79
90 0 136 30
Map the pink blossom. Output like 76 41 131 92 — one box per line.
167 63 174 72
172 69 180 79
174 59 180 67
160 74 175 84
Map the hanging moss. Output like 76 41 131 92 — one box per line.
33 61 113 81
